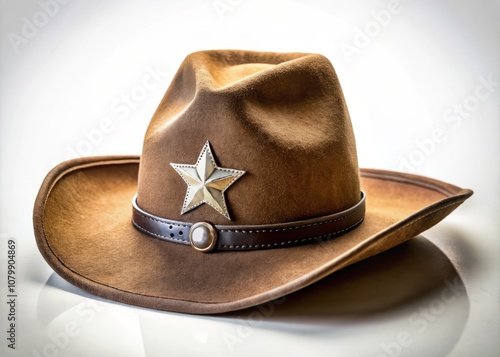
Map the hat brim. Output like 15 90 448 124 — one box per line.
33 156 472 314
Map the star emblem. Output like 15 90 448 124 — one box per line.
170 141 245 220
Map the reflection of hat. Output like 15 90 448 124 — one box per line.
33 50 472 314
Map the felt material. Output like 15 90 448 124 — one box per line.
137 50 360 224
34 157 471 314
33 50 473 314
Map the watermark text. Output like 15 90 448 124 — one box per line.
7 0 72 53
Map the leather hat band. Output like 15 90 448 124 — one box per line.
131 192 366 252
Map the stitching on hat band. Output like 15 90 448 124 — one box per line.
131 191 366 252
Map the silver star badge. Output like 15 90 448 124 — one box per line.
170 141 245 220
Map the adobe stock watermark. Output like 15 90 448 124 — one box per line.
31 300 104 357
7 0 72 53
398 74 499 173
5 238 17 351
376 276 465 357
340 0 410 63
223 296 286 353
212 0 243 20
52 65 169 166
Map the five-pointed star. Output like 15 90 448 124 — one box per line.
170 141 245 220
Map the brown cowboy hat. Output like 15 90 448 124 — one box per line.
33 50 472 314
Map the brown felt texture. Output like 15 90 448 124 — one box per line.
34 158 471 314
33 50 473 314
137 50 360 224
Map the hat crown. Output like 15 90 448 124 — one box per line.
137 50 360 225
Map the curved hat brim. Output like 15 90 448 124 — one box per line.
33 156 472 314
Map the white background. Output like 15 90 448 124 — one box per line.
1 0 499 356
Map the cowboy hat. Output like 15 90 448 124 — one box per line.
33 50 472 314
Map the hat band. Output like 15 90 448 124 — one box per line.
131 192 366 252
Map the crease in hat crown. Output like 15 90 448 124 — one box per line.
134 50 363 249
